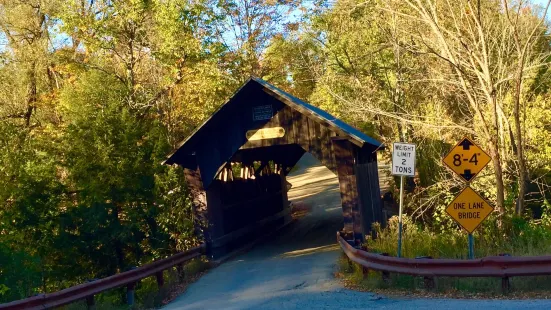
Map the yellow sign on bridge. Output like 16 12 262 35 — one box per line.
246 127 285 141
445 186 494 234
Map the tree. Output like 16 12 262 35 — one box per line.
211 0 301 80
502 0 551 214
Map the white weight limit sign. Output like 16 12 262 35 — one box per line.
392 142 416 176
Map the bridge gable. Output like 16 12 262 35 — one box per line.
164 78 382 189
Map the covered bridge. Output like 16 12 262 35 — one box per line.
164 78 385 257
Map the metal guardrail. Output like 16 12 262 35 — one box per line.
0 244 206 310
337 232 551 292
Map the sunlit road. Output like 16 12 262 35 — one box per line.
164 154 551 310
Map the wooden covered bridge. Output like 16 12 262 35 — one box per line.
164 78 385 257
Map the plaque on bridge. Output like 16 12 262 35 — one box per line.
252 105 273 121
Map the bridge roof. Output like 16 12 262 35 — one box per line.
164 78 382 186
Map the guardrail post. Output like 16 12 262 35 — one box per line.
86 295 95 310
502 277 510 294
357 245 369 279
127 282 136 306
177 263 185 283
416 256 435 290
499 253 511 294
361 265 369 279
347 257 354 271
156 271 165 288
380 253 390 283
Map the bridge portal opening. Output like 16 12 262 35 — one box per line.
285 153 343 250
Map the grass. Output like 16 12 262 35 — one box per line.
62 257 210 310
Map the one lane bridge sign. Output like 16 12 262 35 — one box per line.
443 137 490 182
445 186 494 234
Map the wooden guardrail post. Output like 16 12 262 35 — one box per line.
86 295 95 310
177 263 185 283
347 257 354 271
499 253 511 294
127 282 136 306
380 253 391 284
360 245 369 279
416 256 435 290
502 277 510 294
156 271 165 288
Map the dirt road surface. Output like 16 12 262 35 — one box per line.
164 154 551 310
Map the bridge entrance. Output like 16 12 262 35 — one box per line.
164 78 384 258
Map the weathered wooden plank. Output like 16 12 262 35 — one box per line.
321 125 334 169
355 160 384 238
332 139 357 235
294 110 306 150
183 167 209 241
313 122 322 162
205 181 225 240
299 113 310 151
283 106 296 143
307 117 316 154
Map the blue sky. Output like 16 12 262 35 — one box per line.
0 0 549 54
533 0 551 19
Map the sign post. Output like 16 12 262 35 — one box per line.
468 234 474 259
443 138 493 259
392 142 416 258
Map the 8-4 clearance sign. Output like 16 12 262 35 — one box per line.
443 138 494 234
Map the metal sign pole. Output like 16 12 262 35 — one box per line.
468 234 474 259
397 175 404 258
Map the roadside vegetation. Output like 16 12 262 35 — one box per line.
2 0 551 305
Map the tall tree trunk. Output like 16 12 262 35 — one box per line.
513 63 528 215
24 61 37 127
489 141 506 216
489 94 506 216
112 205 126 273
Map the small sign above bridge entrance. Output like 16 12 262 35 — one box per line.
445 186 494 234
252 104 273 121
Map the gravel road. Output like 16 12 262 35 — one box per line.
164 154 551 310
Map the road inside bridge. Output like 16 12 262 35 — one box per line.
164 154 551 310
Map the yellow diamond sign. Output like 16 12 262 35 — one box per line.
445 187 494 233
443 137 491 182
